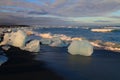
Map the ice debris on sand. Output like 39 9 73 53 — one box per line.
68 40 93 56
0 55 8 66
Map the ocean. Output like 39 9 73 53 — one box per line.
1 27 120 80
34 27 120 43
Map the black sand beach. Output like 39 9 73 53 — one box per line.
1 45 120 80
0 46 64 80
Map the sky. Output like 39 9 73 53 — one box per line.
0 0 120 26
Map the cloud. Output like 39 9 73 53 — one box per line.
48 0 120 17
0 0 44 14
94 20 111 22
28 11 48 15
0 12 75 25
0 0 120 25
110 16 120 19
1 0 120 17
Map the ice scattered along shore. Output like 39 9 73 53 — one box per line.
68 40 93 56
0 30 27 48
0 55 8 66
40 37 69 47
0 30 40 53
24 40 40 52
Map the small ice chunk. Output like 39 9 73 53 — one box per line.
1 45 11 51
41 38 52 45
0 55 8 66
24 40 40 52
50 37 68 47
68 40 93 56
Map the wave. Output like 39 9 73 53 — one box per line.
91 28 114 33
91 27 120 33
91 40 120 52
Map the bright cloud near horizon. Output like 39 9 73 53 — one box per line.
0 0 120 26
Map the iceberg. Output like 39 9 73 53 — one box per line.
11 30 27 48
1 45 11 51
50 37 68 47
68 40 93 56
40 38 52 45
0 55 8 66
24 40 40 52
0 30 27 48
0 33 10 46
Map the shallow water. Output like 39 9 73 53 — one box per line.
35 45 120 80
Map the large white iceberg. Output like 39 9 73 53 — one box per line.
0 30 27 48
0 30 41 53
0 55 8 66
68 40 93 56
24 40 40 52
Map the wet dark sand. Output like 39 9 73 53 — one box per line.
0 46 64 80
35 45 120 80
1 45 120 80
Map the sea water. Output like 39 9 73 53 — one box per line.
34 27 120 43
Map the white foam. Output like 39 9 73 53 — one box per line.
91 28 114 32
90 40 120 52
